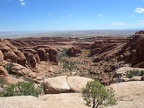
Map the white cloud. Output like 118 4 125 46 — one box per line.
111 22 127 26
62 17 66 19
98 15 103 17
135 8 144 13
69 13 77 17
131 15 135 17
19 0 25 6
21 2 25 6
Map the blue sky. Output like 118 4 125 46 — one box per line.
0 0 144 31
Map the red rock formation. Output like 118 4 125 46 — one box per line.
38 48 47 61
67 47 82 57
49 48 58 65
117 31 144 67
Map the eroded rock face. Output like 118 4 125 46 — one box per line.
0 66 22 84
11 63 39 83
117 31 144 67
49 48 58 65
67 47 82 57
0 40 27 66
24 52 37 68
38 48 46 61
14 50 26 66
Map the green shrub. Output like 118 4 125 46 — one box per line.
82 80 116 108
126 69 144 78
126 71 134 78
140 70 144 76
0 77 5 86
5 62 13 74
0 81 43 97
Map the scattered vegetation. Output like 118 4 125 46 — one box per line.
5 62 14 74
0 81 43 97
0 77 5 87
126 69 144 78
82 80 116 108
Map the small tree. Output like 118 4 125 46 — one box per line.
82 80 116 108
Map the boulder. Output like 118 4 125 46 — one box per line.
67 47 82 57
0 42 10 51
14 50 26 66
38 48 46 61
11 63 36 78
67 76 93 92
26 53 37 68
44 76 93 94
4 50 17 62
49 48 58 65
44 76 70 94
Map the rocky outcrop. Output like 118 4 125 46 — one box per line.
67 47 82 57
49 48 58 65
107 81 144 108
44 76 93 94
0 66 22 84
0 39 59 70
11 63 40 83
117 31 144 67
113 67 144 82
0 81 144 108
24 52 37 68
0 93 89 108
38 48 47 61
0 40 26 66
115 67 144 75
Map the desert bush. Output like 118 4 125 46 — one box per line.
0 81 43 97
0 77 5 87
82 80 116 108
126 71 134 78
126 69 144 78
140 70 144 76
57 48 69 62
5 62 13 74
